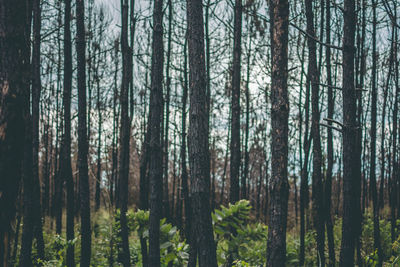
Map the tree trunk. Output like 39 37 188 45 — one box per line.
163 0 173 221
31 0 45 261
54 5 63 232
95 80 102 211
391 6 399 242
325 0 335 264
304 1 325 265
381 15 395 213
186 0 218 265
181 36 191 242
2 0 31 265
242 17 252 201
118 1 131 266
76 0 91 265
230 0 242 204
339 0 358 265
19 92 34 267
369 0 382 264
299 35 309 267
148 0 164 265
62 0 75 265
267 0 289 266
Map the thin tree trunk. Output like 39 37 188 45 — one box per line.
118 1 131 266
325 0 335 264
95 72 102 211
389 5 398 242
111 41 119 207
76 0 91 265
242 23 252 201
163 0 173 221
181 35 191 243
138 43 150 267
299 35 309 267
211 139 216 211
370 0 382 264
32 0 45 261
62 0 75 265
54 5 63 231
148 0 164 265
353 0 366 265
221 113 231 206
230 0 242 204
380 22 395 212
304 1 325 265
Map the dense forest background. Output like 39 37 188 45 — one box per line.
1 0 400 266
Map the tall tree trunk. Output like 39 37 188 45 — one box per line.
95 79 102 211
62 0 75 265
31 0 45 261
230 0 242 204
299 36 309 267
242 18 252 201
148 0 164 265
380 18 395 212
19 4 34 257
181 36 191 242
304 1 325 265
54 5 63 232
353 0 366 265
325 0 335 264
111 41 120 207
118 1 131 266
14 1 33 266
267 0 289 266
139 129 150 267
163 0 173 221
391 6 399 242
340 0 358 265
139 43 150 267
205 0 211 130
186 0 218 265
76 0 91 265
19 79 34 267
370 0 382 264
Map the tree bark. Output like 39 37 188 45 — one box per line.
186 0 218 265
339 0 358 265
163 0 173 221
325 0 335 264
0 0 31 265
267 0 289 266
118 1 131 266
370 0 382 264
62 0 75 265
76 0 91 265
230 0 242 204
304 1 325 265
242 23 252 201
31 0 45 261
148 0 164 265
181 36 191 242
391 5 399 242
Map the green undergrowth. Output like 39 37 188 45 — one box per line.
12 202 400 266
